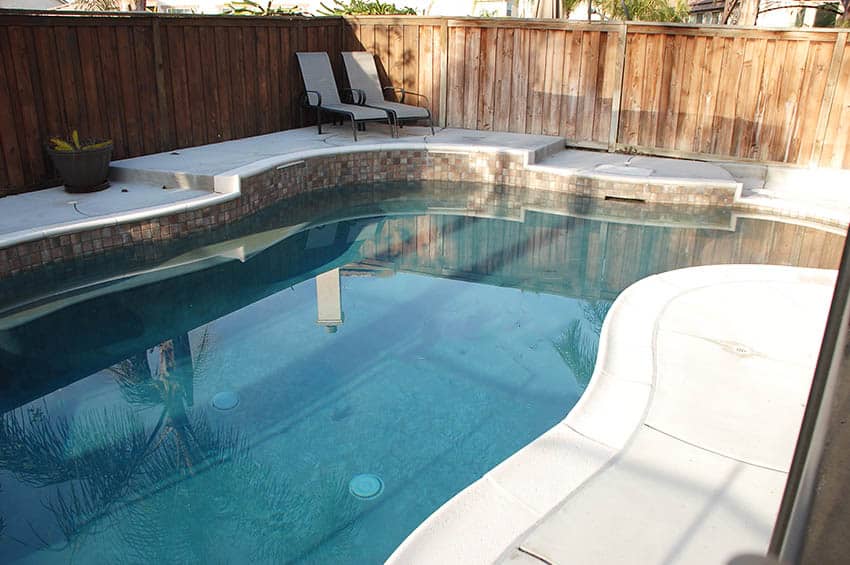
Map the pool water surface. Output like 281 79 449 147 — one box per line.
0 182 842 564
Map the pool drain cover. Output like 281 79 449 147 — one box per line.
349 474 384 500
211 391 239 410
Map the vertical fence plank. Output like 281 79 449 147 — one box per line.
417 25 433 119
619 32 645 147
9 27 45 181
478 27 497 130
165 24 190 149
493 27 514 132
789 40 829 163
388 24 404 98
0 26 23 189
93 27 126 158
279 25 293 130
509 26 529 134
213 26 233 140
695 36 725 154
526 29 547 134
542 30 564 136
812 32 847 166
151 19 173 151
756 39 789 160
711 36 744 156
561 29 582 141
822 46 850 168
402 24 418 96
678 35 705 152
463 26 481 130
592 30 615 144
637 32 661 148
437 21 447 127
732 38 766 158
31 26 65 155
446 26 465 127
133 25 159 153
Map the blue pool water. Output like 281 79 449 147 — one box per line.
0 182 842 563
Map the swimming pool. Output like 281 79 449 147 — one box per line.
0 181 842 564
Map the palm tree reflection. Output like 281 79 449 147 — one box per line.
0 484 5 541
0 332 359 562
553 301 613 390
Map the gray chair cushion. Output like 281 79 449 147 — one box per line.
342 51 386 104
364 100 429 119
322 103 389 120
297 52 342 106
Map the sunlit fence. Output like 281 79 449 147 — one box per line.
1 12 848 195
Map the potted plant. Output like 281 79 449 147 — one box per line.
46 131 113 193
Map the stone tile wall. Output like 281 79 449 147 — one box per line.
0 149 737 279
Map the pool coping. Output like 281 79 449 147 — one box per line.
386 264 837 564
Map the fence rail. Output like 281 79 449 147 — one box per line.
1 12 849 196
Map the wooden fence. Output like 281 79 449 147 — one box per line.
0 12 345 195
2 13 849 196
346 17 850 169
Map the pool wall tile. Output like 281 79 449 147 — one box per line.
0 148 740 278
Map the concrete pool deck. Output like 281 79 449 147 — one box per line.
2 125 849 251
388 264 837 565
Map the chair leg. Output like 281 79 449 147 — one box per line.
428 114 435 136
316 107 322 135
351 119 358 142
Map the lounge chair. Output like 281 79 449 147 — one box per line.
342 51 435 136
296 52 394 141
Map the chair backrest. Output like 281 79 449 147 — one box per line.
342 52 385 104
296 52 341 106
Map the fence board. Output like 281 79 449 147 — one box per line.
493 27 513 132
562 30 583 140
8 27 44 181
821 37 850 168
463 27 481 130
478 27 497 131
542 30 564 136
509 27 529 134
446 27 464 127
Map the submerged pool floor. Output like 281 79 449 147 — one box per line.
0 182 843 564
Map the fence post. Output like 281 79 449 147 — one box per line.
607 22 628 153
810 32 847 168
439 20 449 129
151 17 170 152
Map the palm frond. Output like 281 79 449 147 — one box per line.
553 319 598 389
580 300 613 336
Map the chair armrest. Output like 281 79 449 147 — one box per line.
340 88 365 104
383 86 430 107
303 90 323 107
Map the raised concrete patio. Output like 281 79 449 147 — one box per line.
3 125 848 250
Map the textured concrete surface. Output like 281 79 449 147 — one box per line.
387 265 837 565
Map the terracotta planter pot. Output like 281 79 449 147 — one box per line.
46 142 113 193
